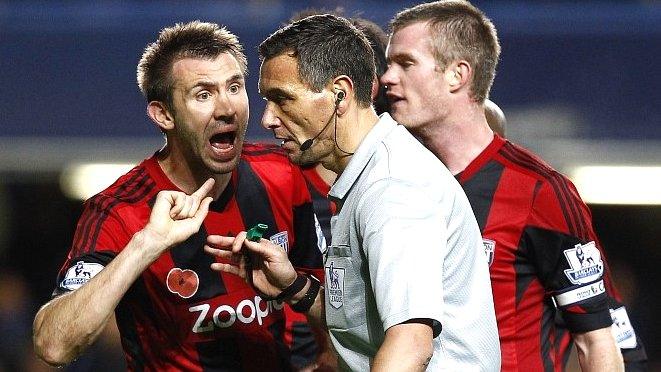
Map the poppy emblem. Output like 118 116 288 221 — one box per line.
166 268 199 298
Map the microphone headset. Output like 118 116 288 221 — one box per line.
299 90 346 151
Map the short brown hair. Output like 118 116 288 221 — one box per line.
137 21 247 109
391 0 500 103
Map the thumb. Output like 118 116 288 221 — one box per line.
242 238 278 259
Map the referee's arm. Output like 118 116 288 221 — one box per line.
372 319 434 372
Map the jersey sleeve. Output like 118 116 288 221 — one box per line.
52 194 130 297
357 179 444 337
523 178 613 332
527 179 648 365
287 165 325 280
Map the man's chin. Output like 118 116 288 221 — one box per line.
390 109 406 124
205 156 240 175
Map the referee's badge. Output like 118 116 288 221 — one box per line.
269 231 289 253
326 261 345 309
482 238 496 267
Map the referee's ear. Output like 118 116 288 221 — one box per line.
147 101 175 131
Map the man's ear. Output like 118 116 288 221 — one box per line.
332 75 354 116
147 101 175 131
444 60 471 93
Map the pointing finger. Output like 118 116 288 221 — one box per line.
192 178 215 199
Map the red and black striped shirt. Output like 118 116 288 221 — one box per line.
457 134 644 371
54 143 324 371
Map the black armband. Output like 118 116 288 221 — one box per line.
290 275 321 313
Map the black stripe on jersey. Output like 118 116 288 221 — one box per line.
74 168 146 254
268 318 293 372
304 177 332 244
76 170 154 257
209 179 235 212
556 327 572 368
555 175 589 240
86 177 155 255
170 224 228 301
234 159 279 247
459 160 505 231
289 321 318 369
500 144 588 240
116 276 159 372
196 337 242 371
519 226 582 287
290 203 322 269
514 243 537 307
540 302 556 372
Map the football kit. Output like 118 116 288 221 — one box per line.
54 144 324 371
458 134 646 371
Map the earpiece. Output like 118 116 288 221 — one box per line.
335 91 345 105
300 90 348 152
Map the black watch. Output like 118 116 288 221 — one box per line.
290 275 321 313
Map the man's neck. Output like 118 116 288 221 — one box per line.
331 107 380 173
314 163 337 187
157 144 232 199
413 103 494 175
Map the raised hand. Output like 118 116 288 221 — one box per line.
205 232 297 298
144 178 215 251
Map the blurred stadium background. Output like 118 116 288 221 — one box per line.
0 0 659 370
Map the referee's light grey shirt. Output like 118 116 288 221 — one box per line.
325 114 500 371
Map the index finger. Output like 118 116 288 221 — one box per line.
192 178 215 199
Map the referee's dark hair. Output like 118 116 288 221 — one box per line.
259 14 376 108
287 10 390 114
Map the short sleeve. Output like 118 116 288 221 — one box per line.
525 179 611 332
52 195 131 297
357 179 444 336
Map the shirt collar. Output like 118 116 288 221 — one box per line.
329 113 398 201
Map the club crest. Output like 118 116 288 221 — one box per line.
269 231 289 253
326 261 345 309
61 261 104 290
563 241 604 285
482 238 496 267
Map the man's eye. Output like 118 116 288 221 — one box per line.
228 84 241 94
197 92 211 100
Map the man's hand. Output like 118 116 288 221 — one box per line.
205 232 297 298
144 178 214 252
33 178 215 367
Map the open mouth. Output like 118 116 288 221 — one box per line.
210 131 236 150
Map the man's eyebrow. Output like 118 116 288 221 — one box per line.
226 73 245 84
387 52 413 64
261 87 293 100
190 74 244 90
192 80 217 89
